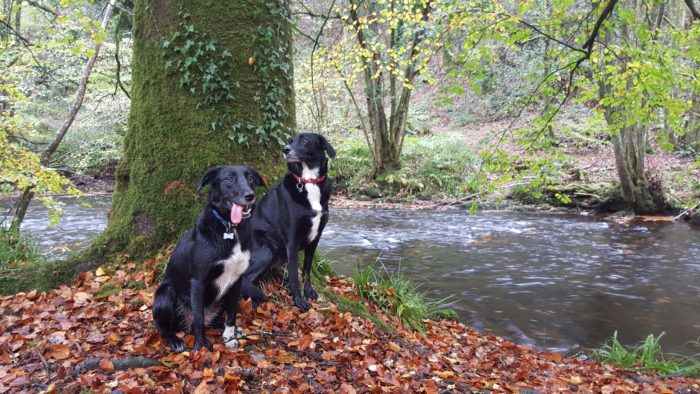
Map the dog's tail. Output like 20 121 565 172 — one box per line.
152 282 185 351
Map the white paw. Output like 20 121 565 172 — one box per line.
223 325 238 342
225 338 239 349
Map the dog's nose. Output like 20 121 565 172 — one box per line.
283 145 291 154
244 193 255 202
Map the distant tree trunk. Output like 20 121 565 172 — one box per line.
347 0 431 174
12 0 19 44
598 0 667 214
51 0 293 281
686 92 700 148
1 0 12 41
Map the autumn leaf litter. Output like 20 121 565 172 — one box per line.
1 255 699 393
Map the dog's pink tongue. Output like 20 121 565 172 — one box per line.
230 204 244 224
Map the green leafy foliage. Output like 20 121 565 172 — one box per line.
331 133 480 199
162 11 242 140
249 0 295 146
162 6 293 146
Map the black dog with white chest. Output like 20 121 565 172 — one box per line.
152 166 265 352
241 133 335 311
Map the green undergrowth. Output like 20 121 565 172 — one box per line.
593 331 700 377
350 261 457 333
311 255 456 334
310 255 395 333
330 133 479 200
0 228 50 294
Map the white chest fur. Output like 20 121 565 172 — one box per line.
302 163 323 242
213 242 250 301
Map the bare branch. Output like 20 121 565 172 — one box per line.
41 0 119 165
26 0 57 17
308 0 337 126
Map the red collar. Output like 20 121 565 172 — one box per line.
292 173 326 184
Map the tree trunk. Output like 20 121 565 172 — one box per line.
12 0 18 44
43 0 294 287
610 123 658 213
1 0 11 41
685 91 700 148
595 0 669 214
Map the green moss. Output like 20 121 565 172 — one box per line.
94 283 122 299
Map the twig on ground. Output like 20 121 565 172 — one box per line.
75 356 164 373
34 350 52 384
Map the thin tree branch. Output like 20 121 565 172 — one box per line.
0 19 30 45
41 0 118 165
113 11 131 99
26 0 57 17
516 19 586 54
309 0 337 126
583 0 619 53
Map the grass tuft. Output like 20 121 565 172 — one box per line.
0 228 50 294
351 260 457 333
593 331 700 377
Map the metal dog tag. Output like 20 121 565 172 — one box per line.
223 232 235 240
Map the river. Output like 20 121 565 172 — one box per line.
10 195 700 355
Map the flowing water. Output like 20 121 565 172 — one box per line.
9 196 700 355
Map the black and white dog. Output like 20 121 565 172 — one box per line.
152 166 265 352
241 133 335 311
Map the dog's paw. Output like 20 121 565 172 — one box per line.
168 337 186 353
222 325 243 342
193 340 209 352
304 283 318 300
293 295 311 312
251 296 268 308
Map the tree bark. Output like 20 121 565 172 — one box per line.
685 91 700 148
58 0 293 278
1 0 12 41
12 0 18 43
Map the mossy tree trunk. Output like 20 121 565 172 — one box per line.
47 0 295 284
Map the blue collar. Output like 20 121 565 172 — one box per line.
211 208 232 230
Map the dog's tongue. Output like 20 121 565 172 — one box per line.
230 204 244 225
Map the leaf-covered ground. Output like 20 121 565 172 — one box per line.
1 257 699 393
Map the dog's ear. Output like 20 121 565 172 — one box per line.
247 167 267 188
319 135 336 159
196 166 222 192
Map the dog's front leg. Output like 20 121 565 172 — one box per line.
222 280 243 349
287 243 311 311
190 279 208 351
302 239 320 301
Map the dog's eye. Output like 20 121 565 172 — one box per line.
247 175 254 184
301 137 308 144
225 176 235 183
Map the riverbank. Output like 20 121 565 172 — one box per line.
1 257 698 393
